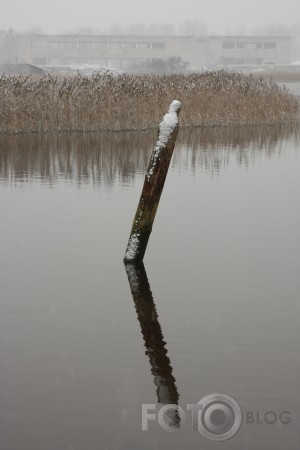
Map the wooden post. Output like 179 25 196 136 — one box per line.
124 100 181 263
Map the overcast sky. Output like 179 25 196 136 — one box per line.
1 0 300 34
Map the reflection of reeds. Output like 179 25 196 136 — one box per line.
0 130 155 186
176 123 300 174
1 125 299 186
0 71 298 134
178 121 300 151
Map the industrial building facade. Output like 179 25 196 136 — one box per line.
4 34 293 70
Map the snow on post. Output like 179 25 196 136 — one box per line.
124 100 181 263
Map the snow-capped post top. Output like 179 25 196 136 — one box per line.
156 100 181 147
145 100 181 183
124 100 181 263
168 100 181 114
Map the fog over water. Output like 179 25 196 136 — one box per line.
1 0 299 34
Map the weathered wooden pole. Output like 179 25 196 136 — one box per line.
124 100 181 263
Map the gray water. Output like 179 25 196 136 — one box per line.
0 125 300 450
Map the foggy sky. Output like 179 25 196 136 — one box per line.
1 0 300 34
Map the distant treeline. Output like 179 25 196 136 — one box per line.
0 71 298 134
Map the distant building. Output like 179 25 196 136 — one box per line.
1 33 293 72
207 36 291 66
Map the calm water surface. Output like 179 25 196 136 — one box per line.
0 125 300 450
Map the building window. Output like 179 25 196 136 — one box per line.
76 58 91 64
107 42 121 49
78 42 92 49
92 58 107 66
63 42 78 49
245 43 257 49
34 57 47 65
136 42 150 49
48 42 63 49
222 42 246 49
48 58 63 65
63 57 78 65
106 59 121 68
264 42 276 49
247 57 262 65
121 58 135 68
122 42 136 49
222 42 235 49
256 42 263 49
151 42 165 49
93 42 107 49
221 57 235 64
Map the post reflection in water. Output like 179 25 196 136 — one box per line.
124 262 180 429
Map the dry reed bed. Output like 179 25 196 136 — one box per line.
0 70 298 134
